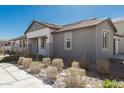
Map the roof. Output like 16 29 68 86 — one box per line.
113 17 124 23
24 20 62 34
24 17 117 34
53 17 117 33
114 33 124 37
9 35 27 41
63 17 97 27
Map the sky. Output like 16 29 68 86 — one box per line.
0 5 124 40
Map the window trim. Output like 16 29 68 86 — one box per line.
102 30 110 51
64 32 72 50
41 36 47 48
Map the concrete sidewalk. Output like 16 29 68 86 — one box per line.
0 63 52 88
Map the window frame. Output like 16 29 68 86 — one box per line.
102 30 110 51
41 36 47 48
64 31 72 50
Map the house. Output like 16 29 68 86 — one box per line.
24 17 118 62
113 17 124 54
4 35 27 52
10 35 27 49
24 20 61 56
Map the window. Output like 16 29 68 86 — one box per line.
22 40 26 48
64 32 72 50
20 41 22 48
103 31 110 50
41 36 47 48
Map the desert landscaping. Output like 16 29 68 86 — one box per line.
1 52 124 88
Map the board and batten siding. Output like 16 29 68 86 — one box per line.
27 22 46 33
114 21 124 54
96 21 114 59
53 21 114 62
53 26 97 62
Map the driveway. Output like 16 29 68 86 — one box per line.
0 63 52 88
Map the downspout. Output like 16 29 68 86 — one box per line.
95 25 98 61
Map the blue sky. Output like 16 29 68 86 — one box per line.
0 5 124 40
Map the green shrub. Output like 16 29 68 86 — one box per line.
79 58 89 69
64 67 86 88
52 58 64 71
0 56 12 62
47 66 58 81
96 59 109 74
42 58 51 67
36 54 43 61
102 79 119 88
17 57 24 65
22 58 32 68
4 50 11 55
30 62 43 74
71 61 80 68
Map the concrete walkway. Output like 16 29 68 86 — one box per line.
0 63 52 88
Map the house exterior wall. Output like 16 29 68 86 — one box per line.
96 21 114 59
113 21 124 54
26 28 54 57
27 22 46 33
28 38 38 54
53 21 114 62
53 26 97 62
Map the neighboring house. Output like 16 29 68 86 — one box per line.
24 17 118 62
0 40 7 48
5 35 27 52
113 17 124 54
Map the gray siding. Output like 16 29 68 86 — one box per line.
28 22 46 33
96 21 114 59
53 27 97 62
53 21 115 62
114 21 124 54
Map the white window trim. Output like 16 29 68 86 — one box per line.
102 30 110 51
64 32 72 50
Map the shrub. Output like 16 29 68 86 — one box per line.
22 58 32 68
64 67 86 88
79 58 89 69
66 58 74 67
96 59 109 74
4 50 11 55
71 61 80 68
37 55 44 61
0 56 12 62
102 79 119 88
47 66 58 81
42 58 51 67
52 58 64 71
30 62 42 74
17 57 24 65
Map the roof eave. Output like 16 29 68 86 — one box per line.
96 18 117 33
24 20 61 34
51 24 96 34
